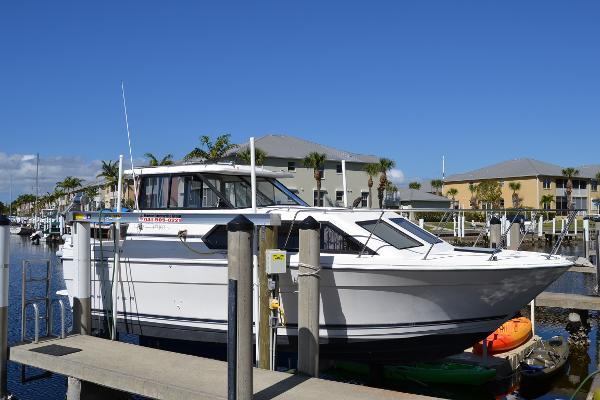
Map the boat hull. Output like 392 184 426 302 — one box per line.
59 238 570 362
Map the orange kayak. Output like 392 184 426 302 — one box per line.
473 317 532 355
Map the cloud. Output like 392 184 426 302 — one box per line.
0 153 104 202
388 168 405 185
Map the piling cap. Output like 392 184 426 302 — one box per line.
299 216 320 230
227 214 254 232
0 215 9 226
490 216 501 225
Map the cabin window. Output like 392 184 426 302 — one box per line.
140 176 170 209
357 220 422 250
277 221 374 254
389 218 442 244
203 225 228 249
169 175 205 208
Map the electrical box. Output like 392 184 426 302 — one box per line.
265 249 287 274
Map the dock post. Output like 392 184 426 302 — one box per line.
530 300 535 335
418 218 424 229
489 216 501 249
73 221 91 335
0 216 10 398
227 215 254 400
508 222 520 250
258 225 278 370
574 218 578 236
298 216 320 377
538 215 543 238
584 219 590 259
596 229 600 294
552 218 556 235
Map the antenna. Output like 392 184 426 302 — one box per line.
121 81 140 209
442 155 445 181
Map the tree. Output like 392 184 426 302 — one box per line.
539 194 554 209
236 147 267 166
364 163 380 208
476 181 503 208
468 183 478 209
385 181 398 207
0 201 6 215
97 159 120 204
561 167 580 210
184 134 238 161
377 158 396 209
430 179 443 196
56 176 84 192
408 182 421 190
303 152 327 206
446 188 458 202
144 153 174 166
508 181 521 208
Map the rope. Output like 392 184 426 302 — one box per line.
297 262 321 278
570 369 600 400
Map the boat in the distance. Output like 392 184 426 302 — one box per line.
58 162 571 362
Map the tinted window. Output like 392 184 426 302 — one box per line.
140 176 169 209
203 225 228 249
357 220 422 250
389 218 442 244
278 222 373 254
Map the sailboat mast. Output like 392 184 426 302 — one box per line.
35 153 39 227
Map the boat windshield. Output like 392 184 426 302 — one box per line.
389 218 442 244
139 173 307 209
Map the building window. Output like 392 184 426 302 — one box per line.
336 163 343 174
592 180 598 192
361 192 368 207
319 166 325 179
556 179 566 189
313 190 325 206
543 178 551 189
335 190 344 206
287 161 295 172
555 196 568 210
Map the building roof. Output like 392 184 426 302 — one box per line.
233 134 379 163
445 158 565 182
576 164 600 179
396 188 451 203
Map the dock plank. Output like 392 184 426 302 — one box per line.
536 292 600 310
10 335 435 400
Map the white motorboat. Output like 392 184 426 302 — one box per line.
58 162 571 362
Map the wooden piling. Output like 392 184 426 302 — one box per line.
489 216 501 249
298 216 320 377
508 222 520 250
73 221 91 335
227 215 254 400
258 225 278 370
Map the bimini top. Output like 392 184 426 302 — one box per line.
125 162 293 179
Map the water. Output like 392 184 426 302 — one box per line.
4 235 598 399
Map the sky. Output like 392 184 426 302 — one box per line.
1 1 599 202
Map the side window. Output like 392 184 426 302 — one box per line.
169 175 204 208
357 220 422 250
277 222 374 254
140 176 169 209
203 225 228 249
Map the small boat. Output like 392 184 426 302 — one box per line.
520 336 569 384
473 317 532 355
389 362 496 386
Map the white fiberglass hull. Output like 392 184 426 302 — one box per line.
59 236 570 361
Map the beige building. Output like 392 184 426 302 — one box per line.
443 158 600 213
232 135 380 207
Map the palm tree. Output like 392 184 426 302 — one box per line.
430 179 443 196
97 160 120 207
508 181 521 208
539 194 554 210
303 152 327 206
468 183 478 209
561 167 580 210
56 176 84 202
184 134 238 161
144 153 174 166
377 158 396 209
446 188 458 207
236 147 267 166
364 163 380 208
408 182 421 190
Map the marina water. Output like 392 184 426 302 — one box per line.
5 235 597 399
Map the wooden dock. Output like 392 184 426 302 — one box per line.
535 292 600 311
10 335 436 400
